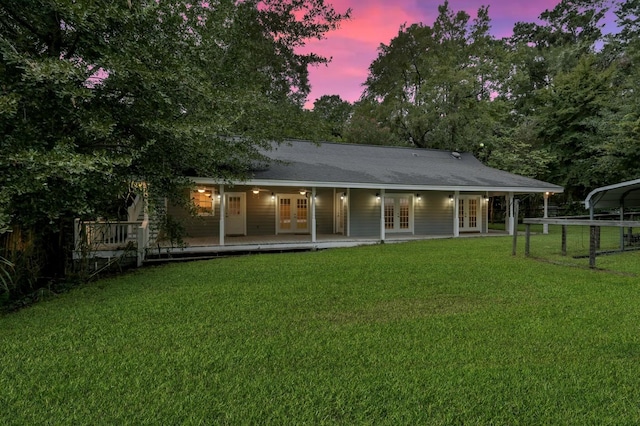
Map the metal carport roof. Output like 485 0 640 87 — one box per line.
584 178 640 210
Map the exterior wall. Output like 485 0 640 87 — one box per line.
165 186 486 240
315 188 335 234
349 189 382 237
246 190 276 235
166 194 220 238
415 192 454 235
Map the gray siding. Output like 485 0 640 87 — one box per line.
315 188 334 234
349 189 381 237
166 194 220 238
415 192 454 235
165 187 486 240
246 190 276 236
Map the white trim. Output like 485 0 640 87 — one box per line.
190 177 562 195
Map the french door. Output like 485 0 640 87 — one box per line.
458 196 481 232
384 195 413 232
277 195 309 233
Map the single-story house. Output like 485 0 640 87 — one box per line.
161 140 563 249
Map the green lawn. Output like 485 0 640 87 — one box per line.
1 235 640 424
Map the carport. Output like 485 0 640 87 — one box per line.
522 178 640 268
584 178 640 218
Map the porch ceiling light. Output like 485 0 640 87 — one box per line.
197 188 206 193
252 187 260 194
299 189 307 195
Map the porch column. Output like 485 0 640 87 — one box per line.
543 192 549 234
346 188 351 237
453 191 460 237
379 189 386 242
311 187 317 243
507 192 515 236
219 184 225 246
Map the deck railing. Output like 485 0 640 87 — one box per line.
74 219 149 265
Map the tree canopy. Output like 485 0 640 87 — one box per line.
0 0 349 290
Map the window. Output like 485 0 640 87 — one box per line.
192 189 214 215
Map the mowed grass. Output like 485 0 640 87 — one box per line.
2 235 640 424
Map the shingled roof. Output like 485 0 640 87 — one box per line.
249 140 563 194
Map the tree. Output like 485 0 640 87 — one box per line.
536 55 615 200
0 0 349 295
311 95 352 140
362 1 501 151
342 100 404 146
596 0 640 183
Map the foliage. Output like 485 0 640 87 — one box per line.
343 100 405 146
1 237 640 423
362 2 501 151
536 55 616 200
311 94 353 140
0 0 349 293
0 255 13 297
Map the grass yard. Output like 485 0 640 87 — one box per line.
1 235 640 424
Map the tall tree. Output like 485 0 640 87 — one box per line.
0 0 349 292
312 94 353 140
362 1 500 151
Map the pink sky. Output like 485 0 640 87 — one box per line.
300 0 617 108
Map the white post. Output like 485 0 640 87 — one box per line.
507 192 515 236
219 184 225 246
543 192 549 235
346 188 351 237
311 187 317 243
379 189 386 242
453 191 460 237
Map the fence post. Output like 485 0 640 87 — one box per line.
525 224 530 257
589 226 597 268
561 225 567 256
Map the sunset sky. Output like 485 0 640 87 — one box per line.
300 0 618 108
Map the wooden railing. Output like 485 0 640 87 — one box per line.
74 219 149 266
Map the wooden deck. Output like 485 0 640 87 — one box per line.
145 231 507 259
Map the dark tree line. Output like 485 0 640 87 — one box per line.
308 0 640 204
